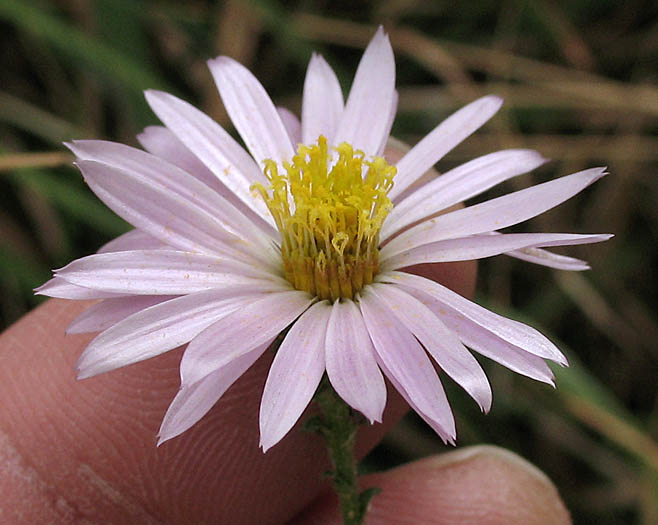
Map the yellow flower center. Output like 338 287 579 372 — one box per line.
253 136 396 300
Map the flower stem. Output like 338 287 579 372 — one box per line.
310 377 379 525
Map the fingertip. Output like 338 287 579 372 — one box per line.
295 445 570 524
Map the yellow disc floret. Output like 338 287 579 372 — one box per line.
252 136 396 300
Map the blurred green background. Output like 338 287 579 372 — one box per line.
1 1 656 523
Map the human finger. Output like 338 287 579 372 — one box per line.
293 445 571 524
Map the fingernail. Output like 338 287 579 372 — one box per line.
427 445 555 488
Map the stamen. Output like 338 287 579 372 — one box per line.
253 136 396 300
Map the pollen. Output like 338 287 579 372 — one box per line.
252 136 396 300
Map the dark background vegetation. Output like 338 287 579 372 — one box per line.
1 1 656 523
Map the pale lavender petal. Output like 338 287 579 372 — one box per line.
379 271 568 366
333 27 396 155
143 90 275 228
446 315 555 384
478 231 597 271
277 107 302 146
383 167 607 259
207 57 295 165
180 290 314 385
382 233 612 270
77 286 269 379
55 250 285 295
35 277 123 299
158 341 271 445
138 126 276 238
383 149 547 239
389 95 503 201
97 229 167 253
259 301 331 451
375 354 455 444
325 299 386 423
302 53 344 144
405 286 555 383
369 283 492 412
359 288 456 441
376 90 398 156
67 295 175 334
68 140 275 254
76 160 277 268
506 246 590 270
137 125 227 193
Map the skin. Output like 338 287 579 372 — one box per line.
0 144 570 523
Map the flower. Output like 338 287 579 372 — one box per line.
37 28 610 451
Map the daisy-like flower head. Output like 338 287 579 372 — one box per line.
37 28 611 451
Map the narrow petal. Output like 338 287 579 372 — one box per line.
180 290 314 385
76 160 277 268
379 271 568 366
389 95 503 201
369 283 492 412
375 354 455 444
449 317 555 384
506 246 591 270
207 57 295 165
301 53 344 144
35 277 123 299
97 229 166 253
333 27 396 155
67 295 175 334
138 125 276 238
382 167 607 259
480 231 604 271
359 288 456 441
137 125 228 193
325 299 386 423
382 233 612 270
68 140 275 255
76 286 268 378
410 287 556 384
55 250 286 295
259 301 331 451
277 107 302 146
158 341 271 445
383 149 547 239
143 90 275 227
376 90 398 156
